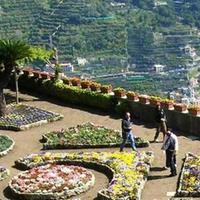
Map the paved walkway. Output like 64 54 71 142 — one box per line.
0 90 200 200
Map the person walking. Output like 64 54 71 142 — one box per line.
153 104 167 142
162 130 178 176
120 112 137 152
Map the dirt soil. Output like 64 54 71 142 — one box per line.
0 90 200 200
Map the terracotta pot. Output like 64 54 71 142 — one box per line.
81 82 91 89
127 95 139 101
114 91 126 98
138 96 150 104
40 72 49 79
149 99 160 106
23 69 33 76
188 108 200 116
49 74 55 81
32 71 41 78
63 78 71 85
160 102 174 110
174 104 187 112
100 87 112 94
90 85 101 92
71 79 81 86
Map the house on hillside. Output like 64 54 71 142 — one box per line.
153 64 165 74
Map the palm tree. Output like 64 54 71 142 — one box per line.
0 39 52 116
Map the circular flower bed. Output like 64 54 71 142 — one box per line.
0 104 63 131
177 153 200 197
9 164 95 199
0 166 9 181
42 123 149 149
15 151 154 200
0 135 15 157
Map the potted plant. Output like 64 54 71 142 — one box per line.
40 72 49 79
49 73 55 81
23 68 33 76
90 82 101 92
100 85 112 94
138 95 150 104
113 87 126 98
188 105 200 116
174 103 187 112
81 80 91 89
70 77 81 86
62 77 71 85
149 96 161 106
126 91 139 101
32 71 41 78
160 99 174 110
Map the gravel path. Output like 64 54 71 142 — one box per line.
0 90 200 200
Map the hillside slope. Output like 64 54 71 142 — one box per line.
1 0 200 72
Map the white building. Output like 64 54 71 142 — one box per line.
154 64 165 73
77 57 88 66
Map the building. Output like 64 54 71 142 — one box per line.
153 64 165 73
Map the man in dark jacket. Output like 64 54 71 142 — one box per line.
120 112 137 152
153 104 167 142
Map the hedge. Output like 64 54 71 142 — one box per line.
13 75 115 112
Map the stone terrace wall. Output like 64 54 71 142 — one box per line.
8 74 200 136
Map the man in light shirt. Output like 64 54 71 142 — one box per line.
162 130 178 176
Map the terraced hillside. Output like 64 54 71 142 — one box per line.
1 0 200 73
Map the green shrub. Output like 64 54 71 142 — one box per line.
17 76 114 112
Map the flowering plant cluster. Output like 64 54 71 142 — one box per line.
80 80 92 89
0 135 15 157
70 77 81 86
15 151 153 199
100 85 112 93
177 153 200 197
90 82 101 91
42 122 149 149
188 104 200 111
0 166 9 181
0 104 63 131
10 164 95 199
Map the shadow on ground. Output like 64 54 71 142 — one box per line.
150 167 168 172
148 174 169 180
3 187 16 200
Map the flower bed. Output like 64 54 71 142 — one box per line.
0 166 9 181
0 104 63 131
42 123 149 149
0 135 15 157
177 153 200 197
14 151 154 200
10 164 95 199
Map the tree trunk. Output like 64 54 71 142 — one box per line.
15 67 19 104
0 88 6 117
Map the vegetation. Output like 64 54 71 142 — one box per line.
1 0 200 72
0 39 52 116
42 123 149 149
0 135 13 153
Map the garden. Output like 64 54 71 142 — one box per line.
177 153 200 197
12 151 154 200
0 104 63 131
0 134 14 157
42 122 149 149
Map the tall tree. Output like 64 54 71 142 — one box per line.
0 39 52 116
